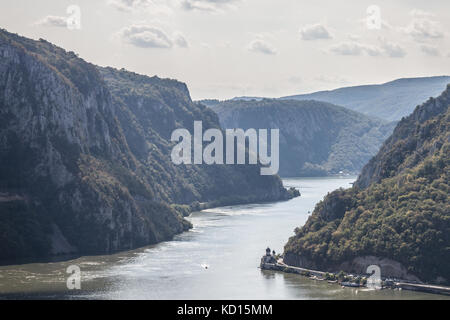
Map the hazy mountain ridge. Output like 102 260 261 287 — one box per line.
284 86 450 284
282 76 450 121
0 30 292 261
211 99 396 177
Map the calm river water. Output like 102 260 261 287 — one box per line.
0 177 447 300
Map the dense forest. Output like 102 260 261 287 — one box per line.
284 85 450 284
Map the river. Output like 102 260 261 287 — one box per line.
0 177 447 300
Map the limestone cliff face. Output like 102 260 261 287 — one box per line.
211 99 395 177
0 30 292 261
0 30 190 258
98 67 292 206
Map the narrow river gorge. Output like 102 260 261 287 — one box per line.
0 177 447 300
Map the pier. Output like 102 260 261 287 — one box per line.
394 282 450 295
261 259 327 279
260 252 450 296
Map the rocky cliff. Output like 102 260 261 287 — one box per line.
210 99 395 177
0 29 293 261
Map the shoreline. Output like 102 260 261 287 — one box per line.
0 189 301 267
260 259 450 296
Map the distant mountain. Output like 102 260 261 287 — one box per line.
0 30 294 261
282 76 450 121
284 85 450 284
211 99 396 177
230 96 264 101
197 99 222 108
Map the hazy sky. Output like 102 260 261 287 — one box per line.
1 0 449 100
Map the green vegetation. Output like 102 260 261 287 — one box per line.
210 99 395 177
284 86 450 284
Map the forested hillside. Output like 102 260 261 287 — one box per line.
284 86 450 284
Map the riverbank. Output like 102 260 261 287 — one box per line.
0 188 300 267
260 258 450 296
4 177 444 299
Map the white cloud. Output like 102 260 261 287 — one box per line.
329 41 364 56
108 0 173 15
118 24 190 49
329 39 405 58
119 24 173 48
420 44 440 56
380 39 406 58
35 15 67 28
356 17 392 30
108 0 238 13
402 9 444 42
360 43 383 57
299 23 332 40
173 32 189 48
409 9 435 19
180 0 238 12
247 39 277 55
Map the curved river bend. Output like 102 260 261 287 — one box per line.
0 177 447 300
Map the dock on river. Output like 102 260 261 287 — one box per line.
261 258 450 296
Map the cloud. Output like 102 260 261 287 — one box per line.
402 9 444 42
299 23 332 40
118 24 189 49
108 0 173 15
409 9 435 19
380 40 406 58
329 41 365 56
173 32 189 48
108 0 140 11
35 15 68 28
180 0 238 12
108 0 238 13
119 24 173 48
420 44 440 56
247 39 277 55
329 39 405 58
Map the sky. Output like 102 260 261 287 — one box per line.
0 0 449 100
